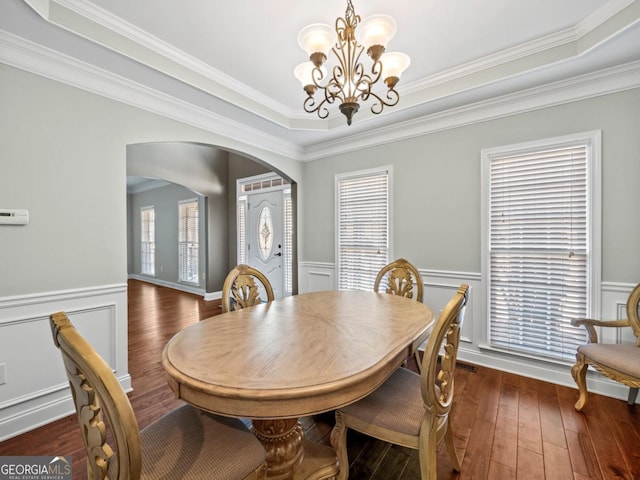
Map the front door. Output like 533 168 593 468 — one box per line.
247 190 284 299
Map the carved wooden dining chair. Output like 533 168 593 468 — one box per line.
332 284 469 480
221 264 275 313
571 282 640 410
374 258 425 370
374 258 424 302
50 312 267 480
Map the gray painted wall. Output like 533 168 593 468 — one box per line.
126 146 271 292
1 60 639 438
0 64 300 439
302 88 640 283
0 64 302 298
128 183 206 287
127 142 229 292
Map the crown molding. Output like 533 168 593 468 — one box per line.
403 0 639 98
20 0 640 134
24 0 297 127
0 30 302 160
301 60 640 161
2 30 639 163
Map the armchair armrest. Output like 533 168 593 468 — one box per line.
571 318 631 343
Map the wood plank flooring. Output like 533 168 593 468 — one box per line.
1 279 639 479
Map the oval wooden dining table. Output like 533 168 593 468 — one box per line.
162 290 434 480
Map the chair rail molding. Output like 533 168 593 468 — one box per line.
297 263 637 403
0 283 129 441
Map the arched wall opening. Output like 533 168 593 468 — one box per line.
126 141 298 296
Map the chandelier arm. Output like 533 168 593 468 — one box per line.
297 0 407 125
367 88 400 115
353 63 374 98
369 58 383 85
303 95 331 119
326 64 347 101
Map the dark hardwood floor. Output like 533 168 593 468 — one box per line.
1 279 639 479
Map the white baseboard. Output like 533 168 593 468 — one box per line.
0 284 129 441
458 347 634 403
297 261 637 403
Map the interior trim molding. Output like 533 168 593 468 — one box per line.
2 30 639 163
0 283 127 311
21 0 639 133
0 31 302 161
301 61 640 161
0 285 130 442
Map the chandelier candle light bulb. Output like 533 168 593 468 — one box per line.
294 0 410 125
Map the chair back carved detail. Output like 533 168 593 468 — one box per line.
422 285 468 416
332 284 469 480
222 264 275 313
50 312 267 480
374 258 423 303
50 312 141 480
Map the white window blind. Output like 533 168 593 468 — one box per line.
238 196 247 265
337 169 390 291
141 206 155 276
486 138 595 362
179 199 199 284
283 190 293 295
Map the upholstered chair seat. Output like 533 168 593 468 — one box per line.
571 282 640 410
139 406 266 479
576 344 640 379
49 312 267 480
332 285 469 480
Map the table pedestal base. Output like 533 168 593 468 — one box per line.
252 418 339 480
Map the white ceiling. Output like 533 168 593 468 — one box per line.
2 0 640 156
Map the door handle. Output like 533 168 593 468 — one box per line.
274 252 282 257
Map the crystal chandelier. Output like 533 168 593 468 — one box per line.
294 0 410 126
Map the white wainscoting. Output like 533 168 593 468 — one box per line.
0 284 128 441
298 262 336 293
298 261 637 403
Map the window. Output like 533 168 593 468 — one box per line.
237 196 247 265
257 206 274 260
141 206 155 276
482 131 601 362
283 189 293 295
336 167 391 291
179 199 199 284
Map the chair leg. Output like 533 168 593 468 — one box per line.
418 420 438 480
331 411 350 480
414 350 422 373
443 421 461 471
628 387 639 405
571 354 589 411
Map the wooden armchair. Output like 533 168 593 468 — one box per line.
221 264 275 313
50 312 267 479
331 284 469 480
571 282 640 410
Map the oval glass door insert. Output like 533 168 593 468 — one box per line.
258 206 273 260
